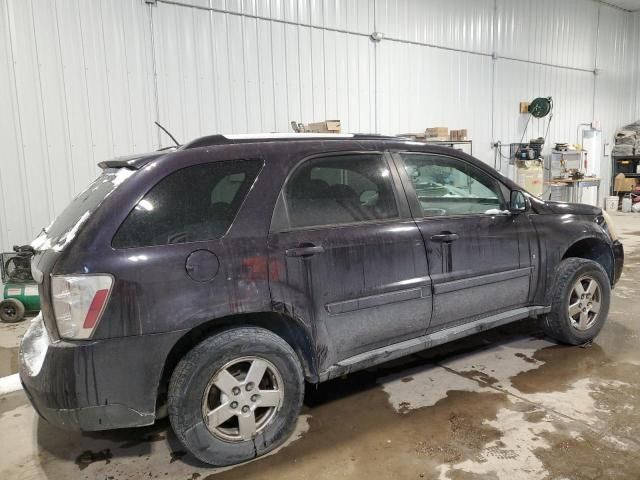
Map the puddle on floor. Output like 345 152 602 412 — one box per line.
535 428 640 480
204 378 510 480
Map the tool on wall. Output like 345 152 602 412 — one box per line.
528 97 553 119
494 96 554 172
513 97 553 162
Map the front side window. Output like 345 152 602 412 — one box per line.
113 160 262 248
400 153 506 217
282 154 399 229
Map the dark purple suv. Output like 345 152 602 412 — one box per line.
20 134 623 466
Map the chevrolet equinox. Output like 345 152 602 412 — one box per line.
20 133 624 466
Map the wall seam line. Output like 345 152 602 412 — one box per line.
29 0 55 221
2 0 30 245
52 0 77 195
76 0 97 177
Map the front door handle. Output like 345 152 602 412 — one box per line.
285 244 325 258
430 232 459 243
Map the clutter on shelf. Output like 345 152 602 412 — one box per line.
399 127 468 142
621 192 640 213
613 121 640 156
291 119 341 133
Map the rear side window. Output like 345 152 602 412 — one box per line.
32 168 135 252
113 160 261 248
281 153 399 229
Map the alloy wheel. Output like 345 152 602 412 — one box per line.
201 356 284 442
568 275 601 331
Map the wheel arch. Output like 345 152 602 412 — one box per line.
155 312 317 413
561 237 615 285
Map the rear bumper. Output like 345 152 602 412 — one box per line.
19 314 184 431
20 385 153 430
612 240 624 285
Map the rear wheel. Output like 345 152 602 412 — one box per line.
542 258 611 345
168 327 304 466
0 298 25 323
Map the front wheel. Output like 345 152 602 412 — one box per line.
168 327 304 466
541 258 611 345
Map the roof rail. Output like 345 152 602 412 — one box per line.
181 135 230 149
180 132 403 150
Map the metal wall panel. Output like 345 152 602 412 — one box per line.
193 0 374 33
595 5 636 139
151 3 375 142
632 13 640 119
0 0 155 255
496 0 599 70
600 7 640 198
375 0 494 53
1 0 639 262
376 40 494 162
594 5 638 199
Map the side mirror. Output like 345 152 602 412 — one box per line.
510 190 527 213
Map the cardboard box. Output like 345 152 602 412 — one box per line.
426 127 448 140
325 120 341 132
516 162 544 197
450 129 468 141
305 120 341 133
614 173 638 192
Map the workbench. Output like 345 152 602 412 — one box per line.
545 177 601 204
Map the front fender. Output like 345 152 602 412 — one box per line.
531 214 613 306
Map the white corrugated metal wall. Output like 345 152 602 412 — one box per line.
0 0 639 256
632 12 640 119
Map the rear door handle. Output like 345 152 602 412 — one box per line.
430 232 459 243
285 244 325 258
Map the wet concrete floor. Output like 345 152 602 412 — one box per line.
0 212 638 480
0 319 28 377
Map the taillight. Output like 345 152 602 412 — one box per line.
51 275 113 339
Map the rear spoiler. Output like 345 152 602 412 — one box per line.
98 150 171 170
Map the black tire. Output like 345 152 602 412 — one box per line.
541 258 611 345
0 298 25 323
168 327 304 466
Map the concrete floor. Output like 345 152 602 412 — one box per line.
1 212 639 480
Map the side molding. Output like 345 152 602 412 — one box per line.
320 305 550 381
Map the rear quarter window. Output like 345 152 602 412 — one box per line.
31 168 135 252
112 160 262 248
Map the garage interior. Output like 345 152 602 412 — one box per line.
1 0 640 478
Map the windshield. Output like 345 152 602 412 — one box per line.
31 168 135 252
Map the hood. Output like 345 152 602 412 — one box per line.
530 196 602 215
